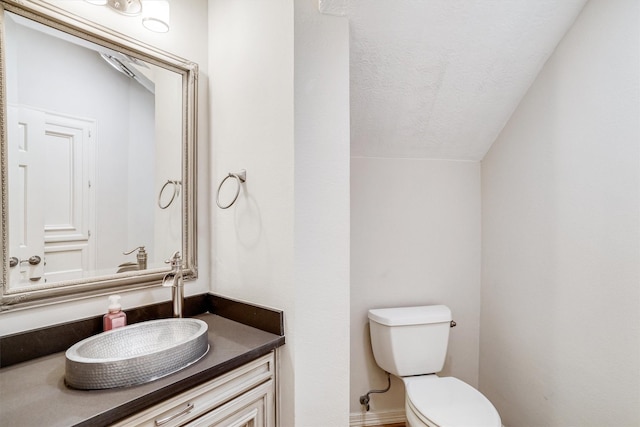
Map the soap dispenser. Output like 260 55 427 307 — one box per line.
103 295 127 331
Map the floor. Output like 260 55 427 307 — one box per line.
373 424 405 427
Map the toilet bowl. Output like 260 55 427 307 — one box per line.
403 375 501 427
368 305 501 427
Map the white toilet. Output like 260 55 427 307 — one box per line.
368 305 501 427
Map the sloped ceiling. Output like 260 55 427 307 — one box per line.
320 0 588 161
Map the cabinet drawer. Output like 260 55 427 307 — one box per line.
111 352 275 427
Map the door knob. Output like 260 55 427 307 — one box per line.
25 255 42 265
10 256 41 267
14 255 42 266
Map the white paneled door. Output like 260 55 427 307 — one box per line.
8 106 96 287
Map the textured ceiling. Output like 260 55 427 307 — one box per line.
320 0 587 161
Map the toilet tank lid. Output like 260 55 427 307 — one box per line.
368 305 451 326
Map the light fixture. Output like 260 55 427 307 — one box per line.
107 0 143 16
141 0 170 33
85 0 170 33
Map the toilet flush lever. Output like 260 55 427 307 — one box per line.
450 320 457 328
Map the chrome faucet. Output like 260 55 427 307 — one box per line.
162 251 184 318
123 246 148 270
118 246 148 273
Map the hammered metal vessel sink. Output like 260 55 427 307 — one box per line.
65 318 209 390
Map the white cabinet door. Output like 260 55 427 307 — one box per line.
186 380 274 427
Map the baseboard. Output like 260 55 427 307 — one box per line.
349 409 406 427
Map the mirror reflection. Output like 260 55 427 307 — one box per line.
4 10 184 292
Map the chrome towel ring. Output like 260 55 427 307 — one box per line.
158 179 181 209
216 169 246 209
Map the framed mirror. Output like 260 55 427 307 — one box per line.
0 0 197 308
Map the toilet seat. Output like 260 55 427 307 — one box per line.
403 376 501 427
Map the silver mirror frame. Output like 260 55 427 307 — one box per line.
0 0 198 309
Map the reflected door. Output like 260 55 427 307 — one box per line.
8 106 96 287
8 106 45 286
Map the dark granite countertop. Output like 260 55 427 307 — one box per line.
0 313 285 427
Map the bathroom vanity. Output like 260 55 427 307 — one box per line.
0 297 285 427
112 351 275 427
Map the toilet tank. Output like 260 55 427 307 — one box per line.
368 305 451 377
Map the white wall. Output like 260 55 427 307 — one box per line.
153 67 183 268
293 0 350 425
480 0 640 426
208 0 295 421
209 0 350 425
0 0 210 335
350 157 481 423
126 80 156 260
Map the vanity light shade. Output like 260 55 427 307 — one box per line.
142 0 170 33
